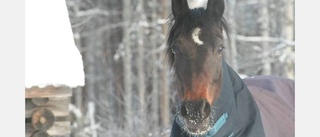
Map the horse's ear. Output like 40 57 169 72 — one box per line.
206 0 225 20
172 0 190 19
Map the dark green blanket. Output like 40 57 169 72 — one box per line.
170 61 265 137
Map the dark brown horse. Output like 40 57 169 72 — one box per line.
167 0 295 137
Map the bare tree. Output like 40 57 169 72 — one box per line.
150 0 160 133
137 0 147 124
160 0 170 130
225 0 239 72
122 0 133 134
260 0 271 75
281 0 295 79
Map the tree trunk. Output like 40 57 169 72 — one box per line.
137 0 146 122
282 0 295 79
260 0 271 75
122 0 133 133
160 0 170 129
225 0 239 72
151 0 159 132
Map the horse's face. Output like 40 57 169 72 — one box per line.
167 0 228 135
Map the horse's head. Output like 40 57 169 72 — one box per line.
167 0 229 135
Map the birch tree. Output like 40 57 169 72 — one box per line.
122 0 133 133
137 0 146 123
260 0 271 75
160 0 170 129
281 0 295 79
151 0 160 133
225 0 239 72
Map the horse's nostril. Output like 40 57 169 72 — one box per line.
200 101 211 119
180 102 188 117
180 100 211 119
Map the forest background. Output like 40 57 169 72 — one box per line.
65 0 295 136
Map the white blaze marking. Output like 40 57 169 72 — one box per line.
192 27 203 45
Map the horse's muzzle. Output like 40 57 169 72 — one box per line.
180 99 211 133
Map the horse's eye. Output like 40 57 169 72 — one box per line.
171 46 178 55
218 46 225 53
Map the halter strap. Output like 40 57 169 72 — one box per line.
205 113 232 137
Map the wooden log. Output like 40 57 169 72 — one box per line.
30 130 50 137
32 108 55 130
25 85 72 137
26 97 69 118
32 98 49 106
47 121 71 136
26 121 71 137
25 85 72 98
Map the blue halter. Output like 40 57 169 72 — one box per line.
186 112 232 137
204 112 233 137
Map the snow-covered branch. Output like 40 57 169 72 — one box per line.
236 35 295 46
76 8 110 17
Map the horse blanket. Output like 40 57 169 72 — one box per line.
244 75 295 137
170 61 295 137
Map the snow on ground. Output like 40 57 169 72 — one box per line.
25 0 84 88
